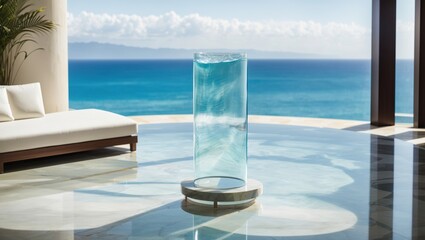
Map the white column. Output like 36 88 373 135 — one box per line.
16 0 68 113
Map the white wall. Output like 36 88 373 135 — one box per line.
16 0 68 113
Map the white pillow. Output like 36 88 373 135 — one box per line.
2 83 45 119
0 88 14 122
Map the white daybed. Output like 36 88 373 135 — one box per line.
0 109 138 173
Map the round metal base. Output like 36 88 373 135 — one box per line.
194 176 245 189
181 178 263 208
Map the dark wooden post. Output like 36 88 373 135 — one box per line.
371 0 397 126
414 0 425 128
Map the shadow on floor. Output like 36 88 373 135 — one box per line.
5 147 131 173
343 123 425 146
342 124 380 132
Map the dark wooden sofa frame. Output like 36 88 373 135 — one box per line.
0 135 137 174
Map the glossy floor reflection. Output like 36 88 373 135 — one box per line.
0 123 424 239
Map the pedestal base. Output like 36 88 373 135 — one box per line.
181 179 263 208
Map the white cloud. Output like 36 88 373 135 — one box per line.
67 11 413 58
397 20 414 33
397 20 414 59
68 11 369 38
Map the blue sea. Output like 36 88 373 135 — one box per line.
69 59 414 122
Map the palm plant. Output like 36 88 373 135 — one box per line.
0 0 54 85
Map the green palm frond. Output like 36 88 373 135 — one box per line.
0 0 54 85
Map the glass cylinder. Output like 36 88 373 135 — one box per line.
193 52 248 189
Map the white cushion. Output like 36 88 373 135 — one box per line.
0 109 138 153
2 82 45 120
0 88 14 122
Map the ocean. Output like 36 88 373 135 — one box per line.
69 59 414 122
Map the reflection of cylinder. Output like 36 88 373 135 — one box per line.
193 214 248 240
193 53 248 189
190 202 261 240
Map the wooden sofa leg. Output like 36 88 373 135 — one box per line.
130 143 137 152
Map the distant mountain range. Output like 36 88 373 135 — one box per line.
68 42 322 60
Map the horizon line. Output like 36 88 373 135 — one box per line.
68 58 414 61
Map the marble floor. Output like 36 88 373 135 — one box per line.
0 116 424 239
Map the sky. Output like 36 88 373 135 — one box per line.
67 0 415 58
